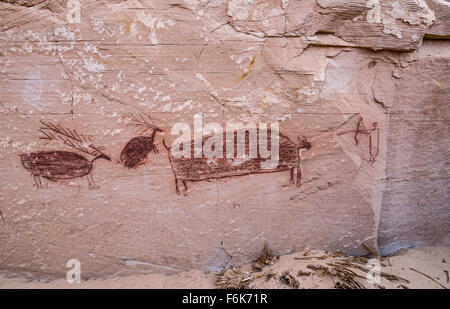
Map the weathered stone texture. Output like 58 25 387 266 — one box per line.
379 41 450 255
0 0 448 279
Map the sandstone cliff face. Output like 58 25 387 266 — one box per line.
0 0 448 279
378 40 450 255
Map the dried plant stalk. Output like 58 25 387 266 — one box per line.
410 267 447 289
39 120 107 158
124 113 161 133
294 252 342 261
252 242 279 271
361 242 383 261
216 268 268 289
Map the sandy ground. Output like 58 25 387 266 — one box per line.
1 246 449 289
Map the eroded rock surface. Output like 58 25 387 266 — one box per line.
0 0 448 279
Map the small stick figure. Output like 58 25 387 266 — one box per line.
338 118 379 164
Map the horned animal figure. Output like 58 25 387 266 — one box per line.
119 114 162 168
162 129 312 196
20 121 111 189
117 115 311 196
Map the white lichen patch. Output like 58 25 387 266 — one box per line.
278 114 293 122
54 26 76 41
90 17 116 38
83 56 106 73
0 137 38 152
103 128 123 136
366 0 381 24
83 43 112 60
73 92 93 106
172 100 194 112
365 0 436 39
296 82 318 104
134 11 176 45
195 73 222 100
228 0 257 20
20 42 33 53
381 0 435 39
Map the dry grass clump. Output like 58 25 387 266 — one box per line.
216 242 279 289
292 243 410 289
252 242 279 272
329 258 409 284
307 264 366 289
216 242 416 290
302 253 409 289
216 268 253 289
216 268 269 289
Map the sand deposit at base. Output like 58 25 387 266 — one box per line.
1 246 449 289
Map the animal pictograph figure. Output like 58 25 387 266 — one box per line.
120 114 162 168
162 130 312 196
338 117 379 164
118 114 311 196
20 121 111 189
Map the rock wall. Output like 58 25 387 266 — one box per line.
378 40 450 255
0 0 448 279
